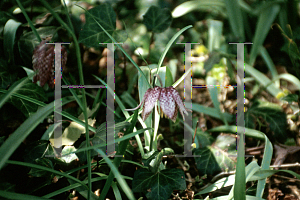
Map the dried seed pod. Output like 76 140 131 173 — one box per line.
32 40 67 88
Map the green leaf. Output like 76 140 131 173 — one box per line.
78 3 127 47
186 102 234 123
8 82 47 117
0 11 15 26
172 0 225 18
60 146 78 164
195 130 214 148
224 0 245 41
0 190 52 200
143 6 172 33
281 94 299 104
0 58 18 89
0 97 75 170
18 26 57 66
132 168 186 200
204 51 222 73
28 158 53 178
249 3 280 65
23 140 54 163
143 148 174 173
214 134 236 151
3 19 22 65
194 146 236 176
245 100 287 142
76 121 130 162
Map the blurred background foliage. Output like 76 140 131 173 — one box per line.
0 0 300 199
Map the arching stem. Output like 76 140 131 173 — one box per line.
153 74 163 87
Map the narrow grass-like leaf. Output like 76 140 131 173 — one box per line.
256 130 273 198
94 75 146 156
185 102 234 123
98 109 139 200
0 76 30 109
0 89 96 133
6 160 87 190
112 182 122 200
206 76 228 125
245 63 282 97
208 125 265 140
278 74 300 90
224 0 245 41
172 66 192 88
0 97 74 170
68 128 150 156
196 161 260 196
172 0 225 18
3 19 22 64
0 190 51 200
156 25 192 77
259 46 279 87
249 4 280 65
43 176 108 198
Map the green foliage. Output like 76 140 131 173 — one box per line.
0 58 18 89
132 168 186 200
7 82 48 117
194 145 236 176
245 100 287 142
143 6 173 33
78 3 127 47
0 0 300 199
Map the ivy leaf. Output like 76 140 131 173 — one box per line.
24 140 55 163
18 26 57 67
8 82 48 117
143 6 172 33
28 158 53 178
281 94 298 104
194 146 236 176
132 168 186 200
76 121 130 162
245 100 287 142
78 3 127 48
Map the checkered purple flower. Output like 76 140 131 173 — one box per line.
32 40 67 88
126 86 188 122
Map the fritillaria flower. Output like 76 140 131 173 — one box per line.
32 40 67 88
126 86 189 122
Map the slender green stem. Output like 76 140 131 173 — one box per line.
39 1 92 199
16 0 41 42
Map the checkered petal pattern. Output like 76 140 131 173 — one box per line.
32 40 67 88
142 86 161 121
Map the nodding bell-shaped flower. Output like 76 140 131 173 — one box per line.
125 86 189 122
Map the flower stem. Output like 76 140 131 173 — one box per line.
153 74 163 87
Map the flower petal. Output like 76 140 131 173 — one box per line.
142 87 161 121
159 87 177 122
169 86 188 121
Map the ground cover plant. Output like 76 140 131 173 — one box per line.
0 0 300 199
